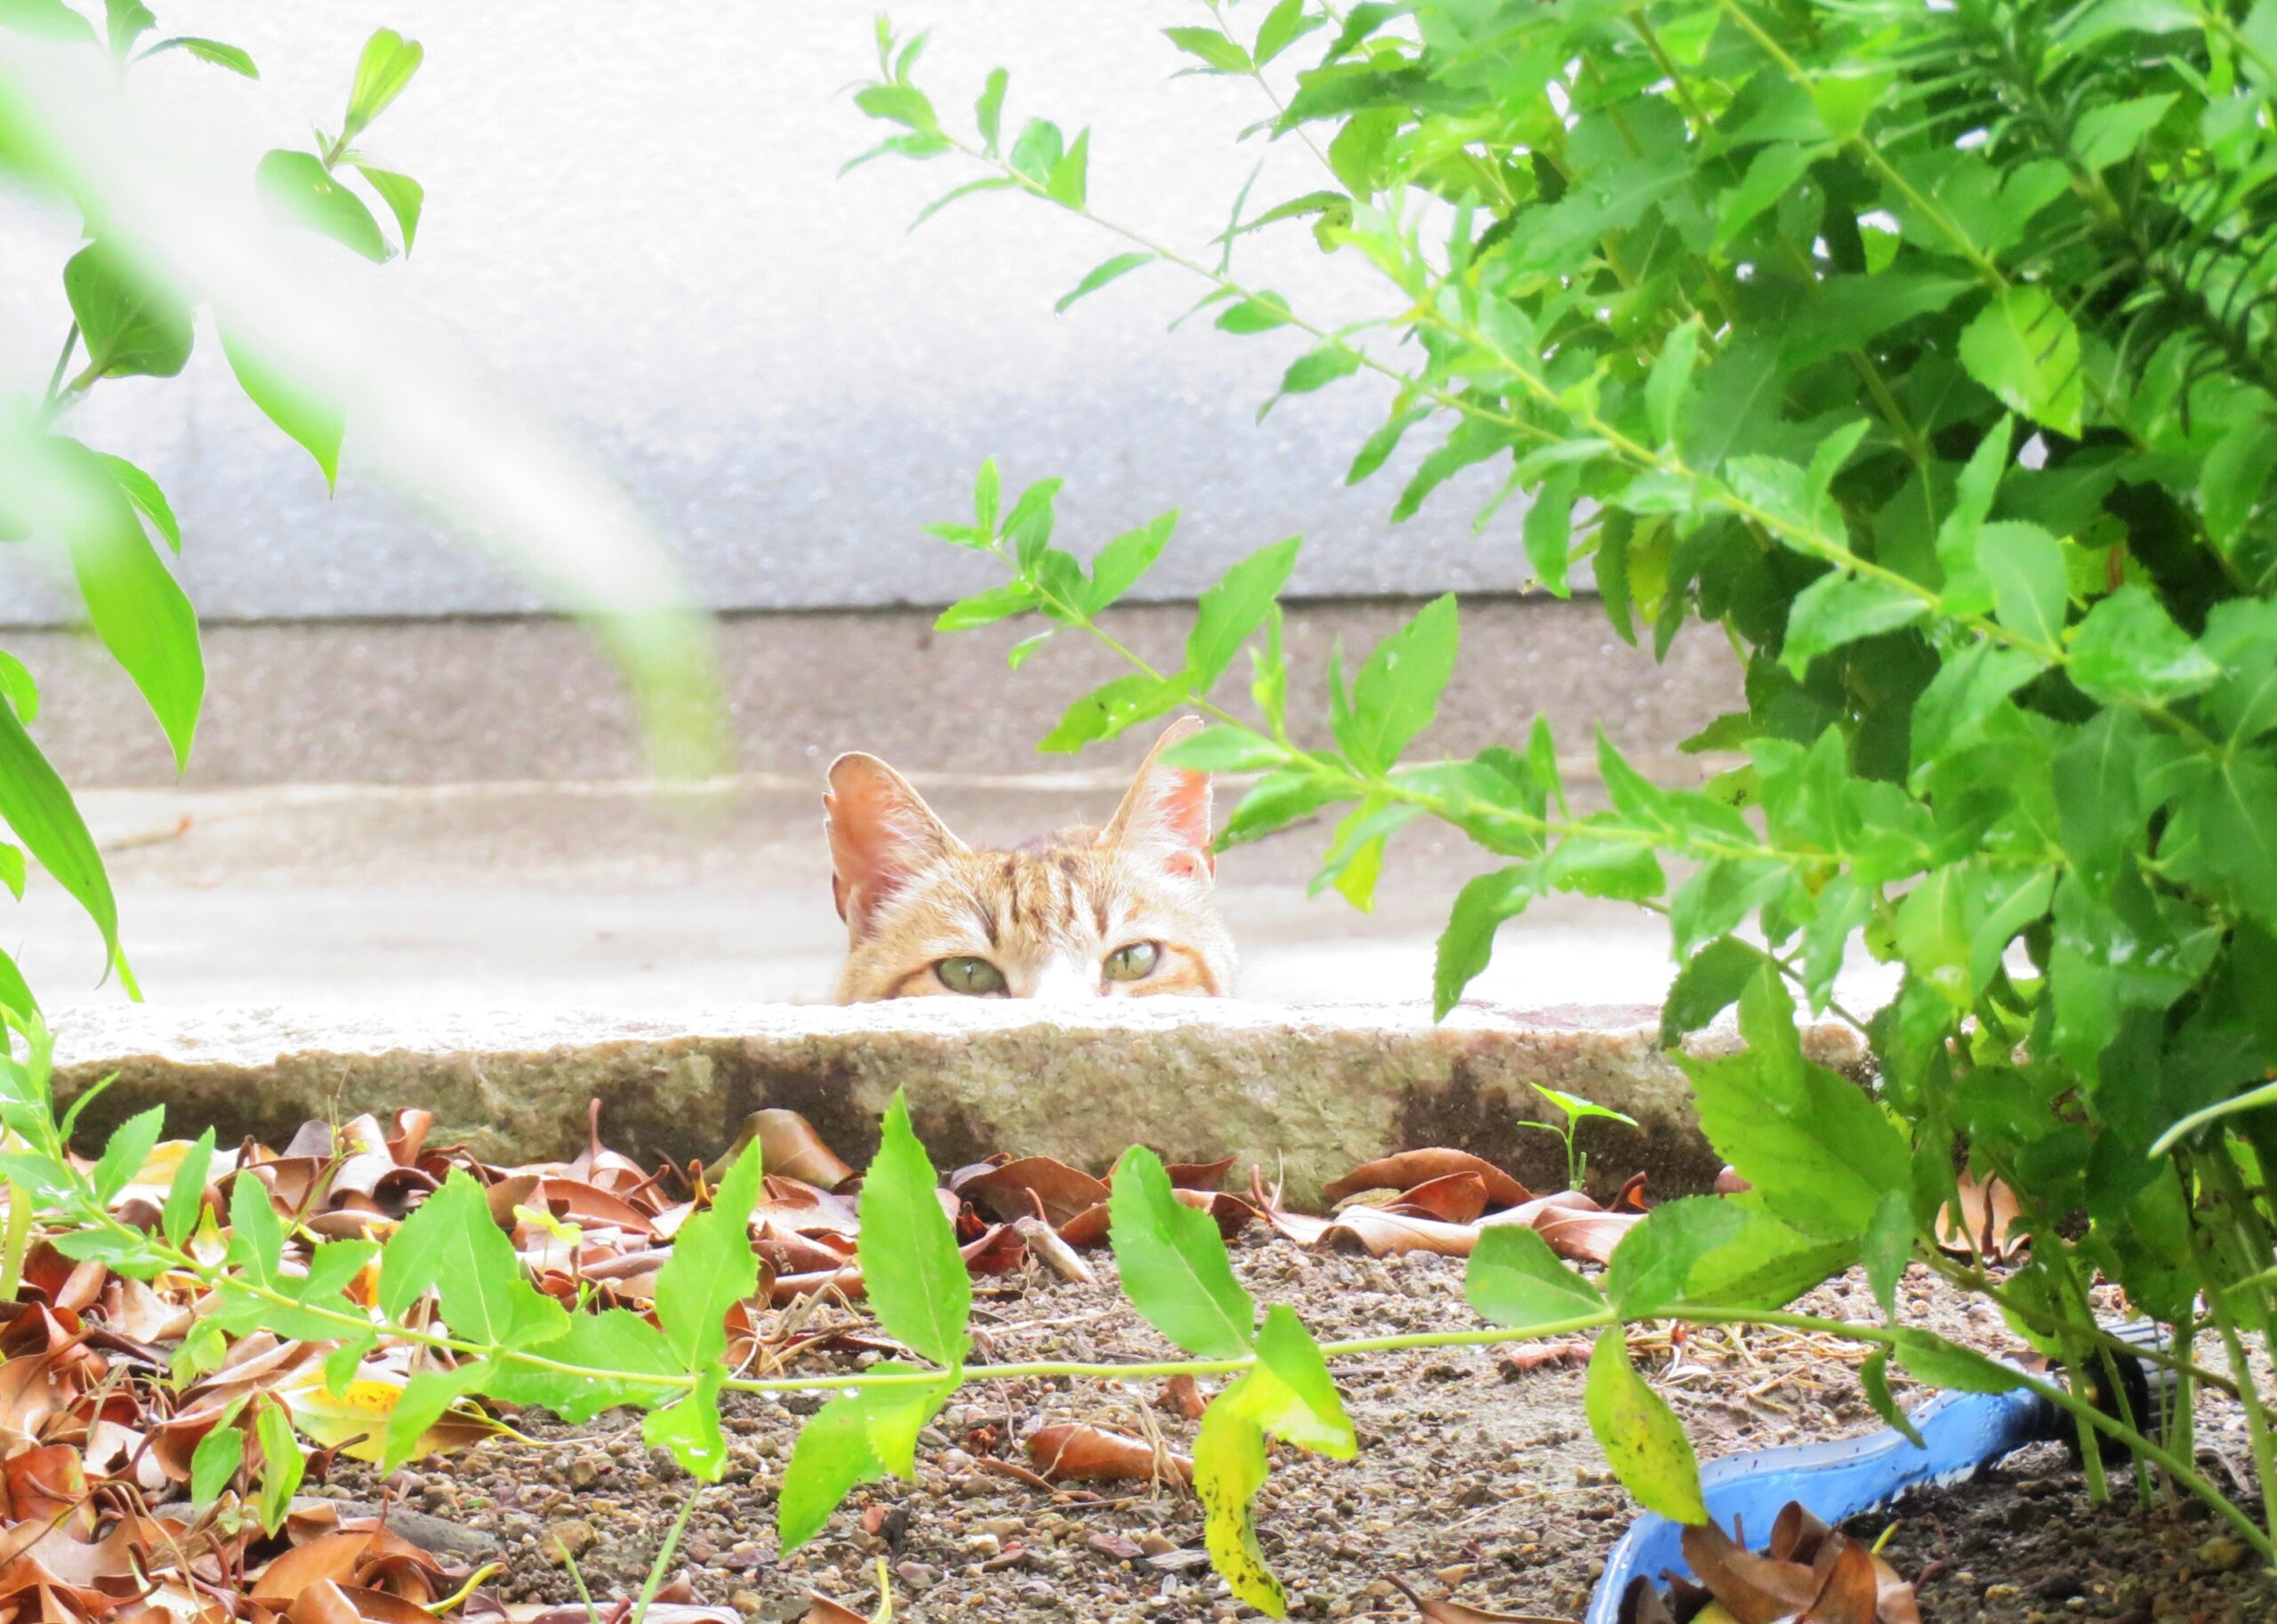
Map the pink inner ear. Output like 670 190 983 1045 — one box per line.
825 760 940 933
1129 765 1215 878
1151 768 1212 851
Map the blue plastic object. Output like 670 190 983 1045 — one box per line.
1583 1384 2059 1624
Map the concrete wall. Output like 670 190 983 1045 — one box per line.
0 0 1529 624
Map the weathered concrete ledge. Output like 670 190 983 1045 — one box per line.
44 1001 1864 1203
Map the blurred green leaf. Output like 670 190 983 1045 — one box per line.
256 149 388 261
63 241 191 380
343 27 422 140
352 164 423 254
1055 250 1152 313
221 327 345 491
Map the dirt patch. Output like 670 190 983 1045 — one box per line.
1862 1445 2276 1623
325 1230 2257 1622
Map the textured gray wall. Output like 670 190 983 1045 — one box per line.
0 1 1528 624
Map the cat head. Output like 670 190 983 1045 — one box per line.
825 717 1235 1003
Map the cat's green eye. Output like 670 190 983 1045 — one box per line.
1103 941 1159 982
936 956 1006 995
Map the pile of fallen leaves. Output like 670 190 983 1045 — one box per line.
3 1100 1930 1622
1618 1502 1923 1624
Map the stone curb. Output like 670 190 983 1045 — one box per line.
46 1001 1865 1204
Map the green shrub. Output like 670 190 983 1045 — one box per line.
857 0 2277 1548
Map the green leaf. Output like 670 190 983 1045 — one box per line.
1216 293 1294 334
227 1166 285 1285
343 27 422 140
1859 1350 1924 1448
1909 641 2042 777
1434 864 1538 1018
1220 768 1340 847
1607 1198 1847 1316
1038 671 1191 753
1645 318 1703 446
90 1104 163 1204
2201 418 2277 541
1085 512 1175 614
1254 0 1313 65
381 1359 489 1472
1660 936 1774 1045
2163 755 2277 929
0 653 36 724
642 1366 729 1481
1188 536 1300 687
91 453 180 553
1047 129 1090 207
1583 1331 1706 1523
1007 118 1063 185
1163 25 1251 73
256 149 387 261
1002 476 1061 569
1263 343 1360 416
857 1090 970 1369
1715 144 1817 246
483 1307 681 1424
189 1414 244 1507
1524 468 1577 596
1978 521 2070 649
0 0 97 44
149 36 258 76
254 1401 303 1533
2071 92 2175 169
63 242 191 380
854 83 940 135
934 583 1035 632
1249 1306 1356 1457
221 327 345 490
1337 594 1457 774
971 458 1001 535
1862 1188 1912 1321
158 1130 213 1247
1780 572 1927 675
379 1169 567 1348
1959 286 2082 438
1465 1225 1604 1331
1055 250 1153 313
49 437 202 770
1683 969 1908 1239
1109 1146 1255 1356
103 4 151 63
975 68 1008 154
653 1140 763 1371
2064 585 2220 705
777 1368 954 1549
2201 599 2277 741
352 165 423 254
1890 1328 2024 1393
1165 724 1283 774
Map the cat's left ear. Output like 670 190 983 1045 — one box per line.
1104 715 1215 881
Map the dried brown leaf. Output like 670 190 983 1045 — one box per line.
1323 1150 1531 1210
952 1157 1109 1228
1387 1172 1492 1225
1680 1516 1821 1624
1026 1423 1191 1485
732 1110 857 1191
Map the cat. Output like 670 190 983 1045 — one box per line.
825 716 1236 1003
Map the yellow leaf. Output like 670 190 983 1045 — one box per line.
278 1365 497 1462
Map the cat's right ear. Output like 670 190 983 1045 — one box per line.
824 754 961 938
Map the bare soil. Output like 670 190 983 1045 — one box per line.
331 1228 2275 1622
